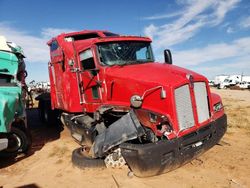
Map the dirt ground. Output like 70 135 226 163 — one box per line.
0 88 250 188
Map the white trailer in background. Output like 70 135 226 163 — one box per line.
214 74 250 89
242 76 250 82
238 76 250 89
214 75 229 88
35 82 50 91
238 81 250 89
220 75 242 88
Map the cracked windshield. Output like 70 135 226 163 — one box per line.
98 41 154 66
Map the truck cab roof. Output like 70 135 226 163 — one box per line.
47 30 151 47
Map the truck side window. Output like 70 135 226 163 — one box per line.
50 40 59 51
79 49 96 70
136 46 150 60
0 74 12 84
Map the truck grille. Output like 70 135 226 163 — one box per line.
194 82 210 123
175 82 210 131
174 84 195 131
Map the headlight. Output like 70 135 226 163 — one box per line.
134 109 173 136
213 102 223 112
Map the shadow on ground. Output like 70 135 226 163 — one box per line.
0 108 63 168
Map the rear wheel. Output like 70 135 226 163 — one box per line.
38 100 46 123
0 126 31 157
38 100 59 125
43 101 51 124
72 147 105 169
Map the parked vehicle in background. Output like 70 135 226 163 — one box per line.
0 36 31 156
242 76 250 83
219 75 242 89
208 80 215 86
214 75 229 88
37 30 227 177
238 81 250 89
219 78 231 89
35 82 50 91
213 75 250 89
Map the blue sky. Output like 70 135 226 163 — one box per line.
0 0 250 82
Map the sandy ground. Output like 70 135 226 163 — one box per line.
0 88 250 188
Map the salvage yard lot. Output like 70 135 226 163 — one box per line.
0 88 250 188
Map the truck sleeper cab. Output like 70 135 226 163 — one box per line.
38 30 227 177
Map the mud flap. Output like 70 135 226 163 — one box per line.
91 110 145 158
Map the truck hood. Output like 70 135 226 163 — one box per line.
103 62 207 113
104 62 205 87
0 87 22 133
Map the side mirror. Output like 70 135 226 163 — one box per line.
164 49 172 65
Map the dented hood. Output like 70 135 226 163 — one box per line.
0 87 22 133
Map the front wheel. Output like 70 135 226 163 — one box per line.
72 147 106 169
0 126 31 157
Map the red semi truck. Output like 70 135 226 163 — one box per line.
37 30 227 177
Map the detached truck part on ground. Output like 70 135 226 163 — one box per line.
37 30 227 177
0 36 31 156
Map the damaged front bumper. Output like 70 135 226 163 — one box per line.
120 114 227 177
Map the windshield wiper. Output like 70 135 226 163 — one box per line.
119 60 149 66
119 61 132 66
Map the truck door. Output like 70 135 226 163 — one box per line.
49 40 64 109
79 48 102 104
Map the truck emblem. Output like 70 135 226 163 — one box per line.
186 74 194 88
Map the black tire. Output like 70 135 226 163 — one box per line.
72 147 105 169
39 100 59 125
38 100 46 123
0 126 31 157
43 101 51 124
